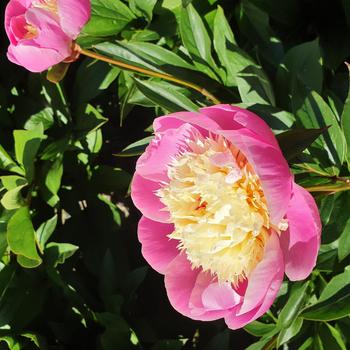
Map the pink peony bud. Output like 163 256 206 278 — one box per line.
5 0 90 72
131 104 321 329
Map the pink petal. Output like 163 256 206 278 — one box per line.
219 128 292 224
5 0 29 44
138 216 178 274
57 0 91 38
238 232 284 315
130 172 170 223
25 8 71 53
9 15 28 42
202 282 242 311
136 123 197 183
153 111 220 135
280 184 321 281
7 44 66 72
200 105 280 148
151 106 293 224
164 254 233 321
225 269 283 329
225 233 284 329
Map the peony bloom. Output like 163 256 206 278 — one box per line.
5 0 90 72
131 105 321 329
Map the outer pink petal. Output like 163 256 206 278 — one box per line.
164 254 235 321
7 44 66 72
130 173 170 223
151 106 292 224
136 123 197 183
25 8 71 54
153 111 221 135
219 128 292 224
5 0 29 44
138 216 178 274
225 233 284 329
238 232 284 314
200 105 280 149
57 0 91 38
280 184 321 281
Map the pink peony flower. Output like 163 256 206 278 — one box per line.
131 104 321 329
5 0 90 72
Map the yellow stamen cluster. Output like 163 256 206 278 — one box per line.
33 0 58 14
24 24 38 40
158 135 276 285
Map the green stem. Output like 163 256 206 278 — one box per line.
79 47 221 105
305 182 350 193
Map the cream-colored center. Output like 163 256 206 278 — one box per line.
158 135 277 285
32 0 58 15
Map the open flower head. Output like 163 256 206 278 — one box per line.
131 105 321 329
5 0 90 72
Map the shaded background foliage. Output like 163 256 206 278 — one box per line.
1 0 350 349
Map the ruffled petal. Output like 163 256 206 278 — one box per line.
5 0 30 44
238 232 284 314
25 8 71 53
138 216 178 274
7 44 66 72
131 173 170 223
164 254 235 321
57 0 90 38
225 233 284 329
136 123 197 183
200 104 280 148
219 128 292 224
280 184 321 281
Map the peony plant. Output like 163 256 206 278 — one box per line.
131 104 321 329
5 0 90 72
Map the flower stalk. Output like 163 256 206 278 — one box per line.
78 47 221 105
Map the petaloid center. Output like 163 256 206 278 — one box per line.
158 134 275 285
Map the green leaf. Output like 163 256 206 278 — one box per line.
276 39 323 107
13 126 44 182
278 281 309 328
236 65 275 106
277 317 303 347
0 184 27 210
24 107 54 131
122 42 195 70
76 104 108 135
40 158 63 207
134 79 199 113
213 6 254 87
1 176 27 190
91 165 131 193
0 144 24 176
82 0 135 37
277 128 326 160
341 63 350 170
319 323 347 350
301 269 350 321
237 1 284 66
116 136 152 157
338 218 350 261
35 214 58 252
244 321 276 337
245 337 275 350
179 3 219 80
7 207 42 268
74 58 120 103
45 242 79 267
295 91 347 167
129 0 157 21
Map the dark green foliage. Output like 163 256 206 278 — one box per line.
1 0 350 349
